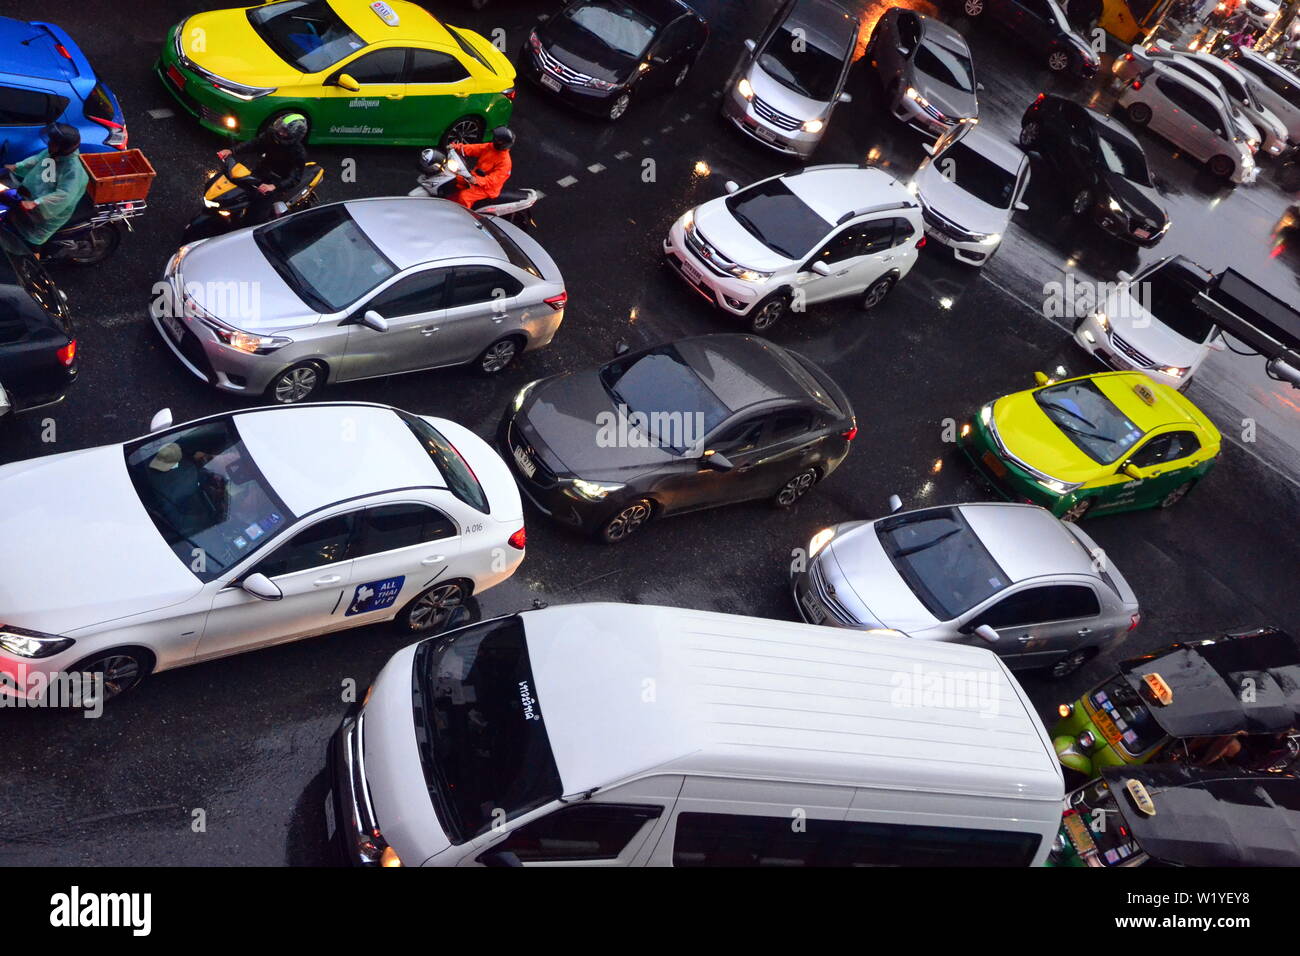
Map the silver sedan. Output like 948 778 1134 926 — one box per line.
153 197 568 403
791 500 1141 678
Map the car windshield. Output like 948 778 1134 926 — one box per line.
875 508 1009 620
398 412 490 513
412 616 563 844
1089 676 1164 757
724 178 831 260
1096 128 1151 185
125 417 294 583
915 41 974 93
942 140 1017 208
565 1 658 58
598 344 731 453
758 26 845 101
255 205 397 313
247 0 366 74
1034 379 1145 464
1138 266 1216 342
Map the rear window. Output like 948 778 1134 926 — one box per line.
399 412 490 513
478 216 541 278
82 83 116 122
447 25 495 73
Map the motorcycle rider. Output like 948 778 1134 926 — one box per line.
216 112 308 226
0 122 88 257
443 126 514 209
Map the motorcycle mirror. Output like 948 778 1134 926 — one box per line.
149 408 173 432
270 201 289 219
724 180 740 194
614 341 630 356
362 310 389 333
974 625 1000 644
241 572 282 602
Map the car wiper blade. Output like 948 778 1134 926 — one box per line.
1055 421 1116 444
1039 400 1097 429
891 527 960 558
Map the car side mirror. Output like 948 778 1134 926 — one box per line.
896 45 910 55
1116 270 1133 283
838 91 853 104
974 624 1000 644
614 341 630 356
811 261 832 276
888 494 904 513
149 408 173 432
1015 200 1030 211
922 142 936 155
334 73 361 92
361 310 389 332
241 572 282 601
724 180 740 194
1033 370 1051 386
977 82 985 92
1122 462 1143 479
479 850 523 868
703 450 733 471
744 38 757 52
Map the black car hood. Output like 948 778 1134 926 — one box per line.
515 370 678 479
1099 170 1167 228
539 14 639 84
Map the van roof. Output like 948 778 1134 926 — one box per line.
523 603 1063 803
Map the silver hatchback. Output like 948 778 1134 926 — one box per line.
153 198 567 404
721 0 858 158
790 500 1141 678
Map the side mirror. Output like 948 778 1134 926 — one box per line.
614 341 630 356
922 142 936 155
977 82 986 92
744 38 757 52
811 261 832 276
1015 200 1030 211
479 850 523 868
974 624 1000 644
1116 269 1133 283
896 46 910 56
241 572 282 601
361 310 389 332
1122 463 1143 479
703 450 734 471
838 91 853 104
149 408 173 432
1033 370 1051 386
888 494 904 513
724 180 740 194
334 73 361 93
1208 337 1227 352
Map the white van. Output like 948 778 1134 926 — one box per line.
330 603 1065 867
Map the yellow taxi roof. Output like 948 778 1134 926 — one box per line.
1091 372 1218 438
333 0 453 46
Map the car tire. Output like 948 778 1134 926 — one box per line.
1160 481 1193 509
396 580 469 634
1126 102 1152 126
476 335 524 375
67 647 154 705
267 361 326 404
1047 48 1072 72
261 108 312 143
1047 646 1096 680
748 292 790 333
1208 154 1236 179
1071 188 1092 216
1019 120 1041 148
772 467 818 508
861 275 896 310
608 93 632 122
441 115 486 149
599 499 654 544
1061 497 1093 522
963 0 985 16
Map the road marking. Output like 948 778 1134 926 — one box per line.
680 113 692 122
660 126 673 134
587 163 605 174
556 175 578 188
147 108 174 120
614 151 632 160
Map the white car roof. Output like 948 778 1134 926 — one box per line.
346 197 506 272
959 502 1097 583
524 603 1063 802
950 124 1026 173
234 404 440 516
783 166 915 224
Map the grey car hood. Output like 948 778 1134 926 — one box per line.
179 231 319 333
825 522 944 633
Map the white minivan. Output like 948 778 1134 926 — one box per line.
330 602 1065 867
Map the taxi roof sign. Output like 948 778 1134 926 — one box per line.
370 1 400 26
1124 778 1157 816
1141 672 1174 706
1132 382 1157 406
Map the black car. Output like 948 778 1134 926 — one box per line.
519 0 709 122
500 334 856 543
1021 93 1170 246
0 251 76 419
954 0 1098 79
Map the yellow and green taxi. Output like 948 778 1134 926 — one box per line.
155 0 515 145
959 370 1221 521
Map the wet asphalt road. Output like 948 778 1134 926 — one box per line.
1 0 1298 865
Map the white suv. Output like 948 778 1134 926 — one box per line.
663 165 924 332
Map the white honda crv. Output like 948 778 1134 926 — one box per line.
663 164 925 332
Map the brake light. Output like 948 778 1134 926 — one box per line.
1034 92 1045 104
504 87 517 101
915 235 926 248
842 426 858 441
88 115 127 149
1131 79 1143 90
57 339 76 367
55 43 73 60
1123 53 1134 61
1128 613 1141 632
544 290 568 311
508 527 526 550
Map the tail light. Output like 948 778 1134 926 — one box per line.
841 426 858 440
89 116 128 149
1033 92 1045 104
915 235 926 248
1128 613 1141 632
504 87 517 101
55 43 73 60
544 290 568 311
508 527 527 550
57 339 76 367
1131 79 1143 90
1123 53 1134 61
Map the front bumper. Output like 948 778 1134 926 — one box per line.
958 417 1068 513
497 413 602 531
329 708 391 866
721 86 821 158
1091 206 1166 247
1073 315 1189 389
889 91 959 137
518 44 626 118
662 223 765 316
155 33 260 140
920 217 1001 265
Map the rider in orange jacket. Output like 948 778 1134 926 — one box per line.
446 127 514 209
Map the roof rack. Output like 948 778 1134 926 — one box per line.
836 200 917 225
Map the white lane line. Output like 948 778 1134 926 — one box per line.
614 151 632 160
147 108 174 120
660 126 673 134
556 175 578 188
680 113 692 122
587 163 605 174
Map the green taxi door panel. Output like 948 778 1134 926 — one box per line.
1120 430 1205 510
405 47 477 142
316 47 408 142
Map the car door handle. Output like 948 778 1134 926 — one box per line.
1018 635 1034 643
421 555 446 565
313 575 342 587
421 327 439 335
1077 627 1092 636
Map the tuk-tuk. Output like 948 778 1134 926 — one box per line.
1052 627 1300 785
1048 764 1300 866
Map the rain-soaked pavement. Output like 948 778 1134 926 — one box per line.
1 0 1298 865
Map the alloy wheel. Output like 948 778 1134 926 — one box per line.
1061 498 1092 522
776 469 817 507
1048 51 1070 72
1072 189 1091 215
80 653 145 704
862 277 895 310
273 366 319 403
480 339 518 373
964 0 984 14
609 94 631 121
446 117 484 146
750 298 785 332
603 501 651 542
1020 121 1040 147
1050 649 1090 679
407 583 466 633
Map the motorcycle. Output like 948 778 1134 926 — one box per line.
409 147 542 225
1279 145 1300 192
182 153 324 244
0 179 141 265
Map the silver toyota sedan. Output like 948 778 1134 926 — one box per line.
153 198 568 403
791 500 1141 678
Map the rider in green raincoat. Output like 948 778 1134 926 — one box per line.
3 123 88 254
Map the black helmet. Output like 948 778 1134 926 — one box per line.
417 147 447 175
492 126 515 150
42 122 80 158
270 112 308 146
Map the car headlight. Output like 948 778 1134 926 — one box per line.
677 208 695 234
0 625 74 659
905 86 929 109
808 527 836 558
211 79 277 101
1077 730 1097 752
380 846 402 867
1107 197 1124 213
738 77 754 101
980 403 992 426
198 312 292 354
569 478 625 501
513 380 539 412
1058 702 1074 719
980 232 1001 245
802 117 825 133
1092 310 1109 331
727 263 771 282
587 76 618 91
1159 365 1188 378
1039 477 1082 495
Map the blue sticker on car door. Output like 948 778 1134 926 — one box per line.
346 576 405 615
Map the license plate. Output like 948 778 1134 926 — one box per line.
1092 707 1123 745
161 313 184 343
513 444 537 479
166 65 186 91
540 73 562 93
800 591 826 624
680 260 703 286
981 451 1008 478
1133 227 1151 240
750 121 778 143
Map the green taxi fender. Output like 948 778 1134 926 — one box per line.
1053 735 1095 778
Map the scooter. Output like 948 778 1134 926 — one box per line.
409 147 543 225
182 153 324 244
0 180 141 265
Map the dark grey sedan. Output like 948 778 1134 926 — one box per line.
498 334 857 543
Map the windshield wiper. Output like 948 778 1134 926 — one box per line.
891 527 960 558
1055 420 1116 445
1039 400 1097 429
